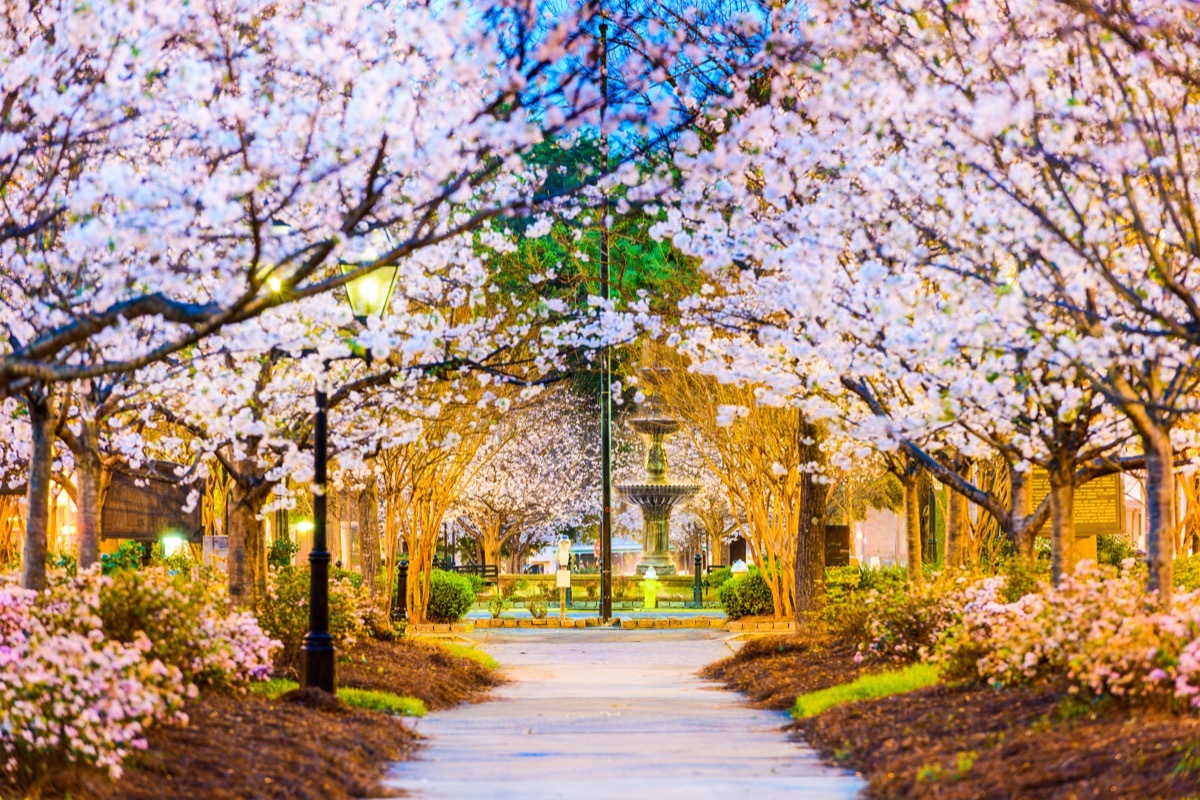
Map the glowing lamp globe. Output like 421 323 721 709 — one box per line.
340 261 398 321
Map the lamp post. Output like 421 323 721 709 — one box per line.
598 20 614 623
299 252 398 694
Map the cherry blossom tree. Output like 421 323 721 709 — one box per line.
452 391 595 572
656 0 1200 600
3 0 705 589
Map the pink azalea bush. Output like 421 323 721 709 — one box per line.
935 562 1200 710
0 574 188 785
857 573 971 664
99 568 278 686
256 567 366 671
0 568 279 788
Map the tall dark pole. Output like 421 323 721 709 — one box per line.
598 21 613 622
301 383 336 693
927 478 939 567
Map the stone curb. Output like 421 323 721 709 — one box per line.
723 620 797 633
409 618 793 633
470 617 729 630
407 621 476 635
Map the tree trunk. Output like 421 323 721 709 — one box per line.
75 443 104 569
481 518 504 569
1143 426 1175 603
484 538 502 569
793 416 826 619
901 470 922 582
945 465 971 570
358 468 381 605
1009 464 1036 563
917 469 934 565
1047 470 1076 585
227 476 271 606
382 493 401 614
21 392 54 590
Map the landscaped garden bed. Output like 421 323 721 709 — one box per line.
2 565 501 800
705 562 1200 798
51 689 417 800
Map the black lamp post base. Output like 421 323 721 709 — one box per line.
299 633 336 694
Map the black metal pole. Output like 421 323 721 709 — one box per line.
693 552 702 608
598 21 613 623
928 479 939 566
300 383 336 693
394 561 408 621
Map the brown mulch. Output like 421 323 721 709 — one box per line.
338 637 503 710
35 638 500 800
797 684 1200 799
704 636 1200 799
53 690 416 800
701 633 869 709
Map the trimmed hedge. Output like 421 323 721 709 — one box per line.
426 569 475 622
717 569 775 619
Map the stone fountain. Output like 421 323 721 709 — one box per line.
616 413 699 576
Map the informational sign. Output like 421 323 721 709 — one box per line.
824 525 851 567
556 568 571 588
101 461 203 541
1030 468 1125 537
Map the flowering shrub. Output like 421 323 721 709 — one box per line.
857 574 969 664
0 567 279 789
0 572 189 787
1175 554 1200 592
0 581 34 643
823 565 908 639
100 568 277 686
935 562 1200 710
0 631 189 783
257 567 367 671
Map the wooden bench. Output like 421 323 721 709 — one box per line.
453 563 499 583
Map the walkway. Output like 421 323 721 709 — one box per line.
384 629 864 800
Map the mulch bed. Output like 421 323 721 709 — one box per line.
55 689 415 800
36 637 499 800
339 637 502 710
798 685 1200 799
706 634 1200 799
701 633 869 710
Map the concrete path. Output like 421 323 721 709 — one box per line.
384 629 864 800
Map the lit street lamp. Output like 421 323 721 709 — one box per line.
299 247 398 694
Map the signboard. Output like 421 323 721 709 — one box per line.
556 568 571 588
101 462 203 541
824 525 851 567
1030 468 1124 537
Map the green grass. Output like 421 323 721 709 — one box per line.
791 663 940 719
337 687 427 716
249 678 427 717
439 642 499 670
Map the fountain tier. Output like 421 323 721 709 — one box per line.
615 416 698 576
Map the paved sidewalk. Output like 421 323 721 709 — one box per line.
464 608 727 620
384 630 864 800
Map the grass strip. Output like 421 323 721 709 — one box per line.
250 678 428 717
791 663 939 719
439 642 499 670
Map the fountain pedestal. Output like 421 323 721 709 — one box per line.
615 416 698 577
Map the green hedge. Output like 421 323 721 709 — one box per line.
426 569 475 622
717 569 775 619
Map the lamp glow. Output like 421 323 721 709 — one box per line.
161 534 187 558
340 261 398 321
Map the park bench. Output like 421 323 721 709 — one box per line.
453 563 499 582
